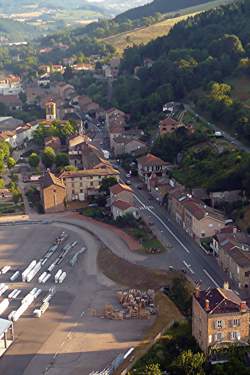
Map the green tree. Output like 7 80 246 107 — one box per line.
42 147 56 168
144 363 162 375
0 178 4 189
55 152 69 168
28 152 40 168
99 177 117 195
7 157 16 169
172 350 205 375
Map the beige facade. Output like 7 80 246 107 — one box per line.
60 167 119 202
192 286 250 354
40 172 66 213
137 154 168 180
110 183 134 205
168 192 226 241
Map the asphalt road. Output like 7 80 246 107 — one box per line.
185 104 250 153
119 171 239 294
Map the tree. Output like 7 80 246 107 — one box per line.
172 350 205 375
99 177 117 195
28 152 40 168
42 147 56 168
0 178 4 189
143 363 162 375
7 157 16 169
55 152 69 168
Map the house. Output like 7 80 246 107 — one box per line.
106 108 126 150
0 121 39 148
44 136 61 152
40 171 66 213
192 284 250 354
0 95 22 111
159 117 182 136
112 135 147 157
72 63 94 71
68 135 104 169
77 95 93 113
209 190 243 208
111 200 138 220
110 183 138 220
137 153 168 181
212 229 250 288
168 192 226 241
110 183 134 205
0 75 22 95
0 117 23 131
59 164 119 202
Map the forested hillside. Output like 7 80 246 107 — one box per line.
0 18 40 41
113 0 250 140
116 0 223 20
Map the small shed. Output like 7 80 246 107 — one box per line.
0 318 14 356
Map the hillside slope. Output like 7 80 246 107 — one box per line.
116 0 223 20
113 0 250 140
102 12 198 54
0 18 40 41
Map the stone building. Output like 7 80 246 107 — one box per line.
192 284 250 354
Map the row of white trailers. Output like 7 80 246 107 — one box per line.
0 288 55 321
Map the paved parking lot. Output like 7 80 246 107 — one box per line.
0 222 153 375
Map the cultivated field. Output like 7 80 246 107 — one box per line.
228 75 250 109
102 13 198 54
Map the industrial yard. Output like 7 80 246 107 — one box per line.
0 222 155 375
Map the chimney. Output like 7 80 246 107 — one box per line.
194 286 200 298
223 281 229 290
205 299 210 312
240 301 247 313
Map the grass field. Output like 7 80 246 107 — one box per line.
102 13 198 54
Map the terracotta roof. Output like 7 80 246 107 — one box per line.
195 287 245 314
40 171 65 189
110 183 133 195
68 135 90 148
112 200 133 211
137 153 167 167
59 166 119 179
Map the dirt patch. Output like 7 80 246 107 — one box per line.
97 246 183 289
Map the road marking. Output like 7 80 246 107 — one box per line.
203 269 220 288
182 260 195 274
134 194 190 254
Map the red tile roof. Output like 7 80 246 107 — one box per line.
110 183 133 195
137 153 167 167
112 200 133 210
195 287 245 314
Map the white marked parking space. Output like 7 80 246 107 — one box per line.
203 269 220 288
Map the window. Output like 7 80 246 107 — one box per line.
230 332 240 341
90 182 93 187
232 319 240 327
216 320 223 329
208 335 212 344
80 189 83 193
72 189 75 195
215 332 224 341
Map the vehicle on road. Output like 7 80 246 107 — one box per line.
126 179 131 185
169 266 175 271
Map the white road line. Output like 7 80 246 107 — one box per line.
203 269 220 288
182 260 195 275
134 194 190 254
